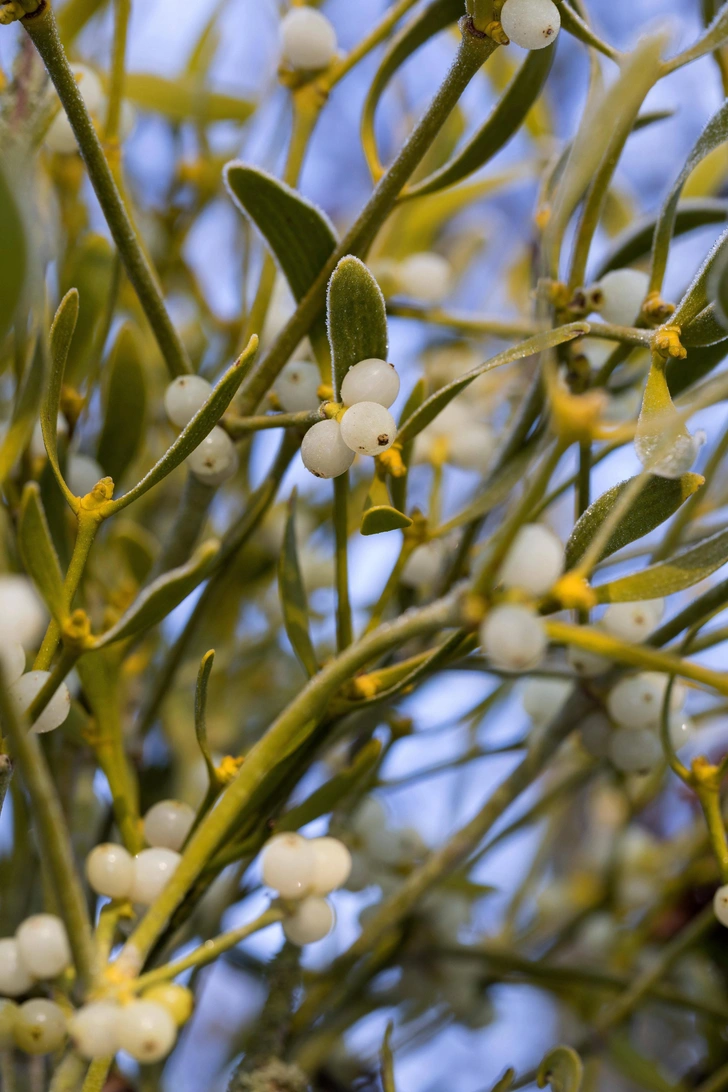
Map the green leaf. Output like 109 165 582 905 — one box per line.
97 325 147 485
224 163 337 368
279 491 318 678
361 506 413 536
635 361 694 476
0 164 27 344
107 335 258 516
18 483 66 624
596 198 728 279
681 300 728 346
195 650 219 787
490 1072 515 1092
327 256 388 400
42 289 80 510
673 226 728 328
123 72 254 125
667 337 728 398
397 323 588 446
594 526 728 603
664 0 728 73
0 337 45 486
537 1046 584 1092
381 1023 396 1092
277 738 382 832
556 1 620 60
59 234 116 386
403 48 554 199
94 540 220 647
361 0 464 180
565 473 704 568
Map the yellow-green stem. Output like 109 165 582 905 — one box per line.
333 472 353 651
35 511 100 671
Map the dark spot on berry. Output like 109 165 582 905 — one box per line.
377 434 389 446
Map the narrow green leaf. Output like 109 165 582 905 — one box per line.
596 198 728 279
565 473 704 568
277 738 382 832
681 300 728 346
490 1071 515 1092
556 1 620 60
279 491 318 678
635 361 694 476
673 226 728 328
664 0 728 73
327 256 388 400
361 506 413 536
123 73 254 125
0 337 45 485
18 483 66 624
42 289 80 510
381 1023 396 1092
403 48 554 199
0 164 27 343
107 335 258 516
97 325 147 484
94 540 220 647
537 1046 584 1092
594 526 728 603
397 323 589 446
667 336 728 397
224 163 337 367
195 650 218 786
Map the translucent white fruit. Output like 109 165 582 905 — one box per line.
602 599 664 643
274 361 321 412
67 453 104 498
14 999 67 1055
480 604 548 672
636 426 706 480
86 843 134 899
0 999 18 1049
142 983 193 1027
186 426 238 486
340 402 397 456
521 677 573 725
579 712 612 758
567 644 610 678
129 848 181 905
608 726 662 773
401 541 446 589
118 1000 176 1063
341 359 400 409
607 672 685 730
499 523 564 597
164 375 212 427
280 8 337 70
282 896 335 945
16 914 71 980
301 419 355 478
0 575 47 649
0 938 34 997
396 253 452 304
500 0 561 49
46 64 105 154
9 670 71 734
446 421 496 472
68 1002 120 1059
595 268 649 326
669 712 695 750
0 640 25 686
309 837 352 895
261 832 315 899
143 799 195 852
714 884 728 927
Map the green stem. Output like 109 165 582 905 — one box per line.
80 1059 112 1092
103 0 130 141
225 408 323 437
697 785 728 883
235 24 498 414
22 2 192 378
34 510 100 671
333 472 352 651
49 1053 86 1092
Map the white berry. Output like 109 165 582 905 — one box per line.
0 999 18 1049
669 712 695 750
301 419 355 478
608 726 662 773
68 1002 120 1059
341 359 400 409
129 848 181 905
86 843 134 899
280 8 337 70
580 712 612 758
0 939 34 997
594 268 649 326
521 677 573 726
567 644 610 678
282 896 335 945
261 832 315 899
0 576 47 649
143 800 195 852
67 453 104 498
340 402 396 456
274 361 321 412
401 541 445 589
446 421 496 473
714 884 728 927
9 671 71 734
46 64 105 155
499 524 564 597
500 0 561 49
636 427 706 481
607 672 685 730
186 426 238 486
480 604 548 672
16 914 71 980
14 999 67 1055
309 837 352 896
164 375 213 428
117 1000 176 1063
602 600 664 643
0 640 25 686
396 253 452 304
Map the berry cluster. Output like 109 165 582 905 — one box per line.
261 831 352 944
302 358 400 479
165 376 238 486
